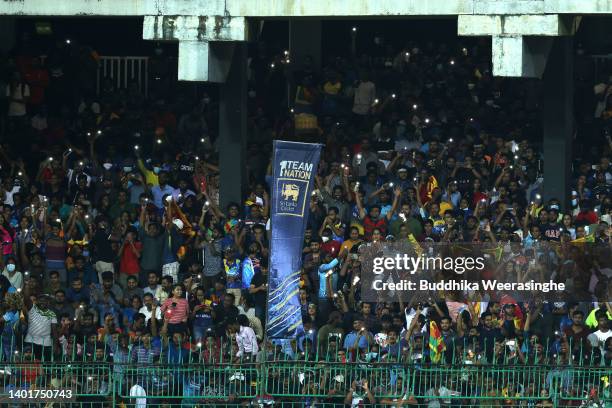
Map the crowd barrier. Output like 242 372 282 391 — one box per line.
0 335 608 407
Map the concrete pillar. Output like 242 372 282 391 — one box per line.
177 41 235 82
542 37 573 211
289 20 322 71
219 42 247 210
0 18 16 54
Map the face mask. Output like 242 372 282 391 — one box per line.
127 181 134 189
571 198 578 207
467 83 475 90
153 167 161 174
82 250 90 257
248 90 256 98
103 163 113 170
123 166 132 173
6 264 15 272
321 236 330 243
203 97 211 104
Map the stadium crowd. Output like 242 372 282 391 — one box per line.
0 32 610 407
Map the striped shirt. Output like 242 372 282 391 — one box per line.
25 305 57 347
160 297 189 324
131 342 161 365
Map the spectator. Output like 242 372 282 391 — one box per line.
23 294 57 361
2 255 22 290
229 314 258 362
160 284 189 335
0 29 609 407
117 229 142 289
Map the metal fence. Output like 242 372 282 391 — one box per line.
96 56 149 97
0 336 608 407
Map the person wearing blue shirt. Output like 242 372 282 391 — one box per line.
241 244 260 290
66 277 91 307
442 181 462 208
0 292 20 361
317 252 339 317
296 316 317 354
160 332 190 364
67 256 97 286
343 317 373 360
318 254 339 298
151 171 175 209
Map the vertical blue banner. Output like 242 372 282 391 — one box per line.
267 140 322 338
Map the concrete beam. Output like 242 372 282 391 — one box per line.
143 15 248 42
459 14 578 36
492 35 553 77
2 0 612 17
546 0 612 14
178 41 235 82
0 0 223 16
0 0 473 17
473 0 545 15
225 0 475 17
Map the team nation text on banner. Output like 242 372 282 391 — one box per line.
266 140 322 338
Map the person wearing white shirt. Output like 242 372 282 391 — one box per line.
352 73 376 116
6 73 30 117
588 311 612 359
139 294 162 324
231 315 259 361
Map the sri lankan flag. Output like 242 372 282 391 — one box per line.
168 200 196 260
429 320 446 363
571 234 595 244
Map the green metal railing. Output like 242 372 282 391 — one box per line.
0 336 607 407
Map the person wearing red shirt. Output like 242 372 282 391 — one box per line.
161 284 190 335
118 230 142 290
23 57 49 107
320 227 341 256
575 201 599 225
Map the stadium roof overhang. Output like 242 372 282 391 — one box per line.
1 0 607 81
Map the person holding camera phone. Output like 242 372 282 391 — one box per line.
160 283 189 335
345 379 375 407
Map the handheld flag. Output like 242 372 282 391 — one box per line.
429 320 446 364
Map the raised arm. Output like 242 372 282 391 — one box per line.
386 187 402 221
355 188 367 220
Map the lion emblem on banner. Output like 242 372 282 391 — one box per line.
281 184 300 201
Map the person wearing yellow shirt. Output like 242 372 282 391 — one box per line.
135 150 160 188
585 304 612 328
338 226 362 259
